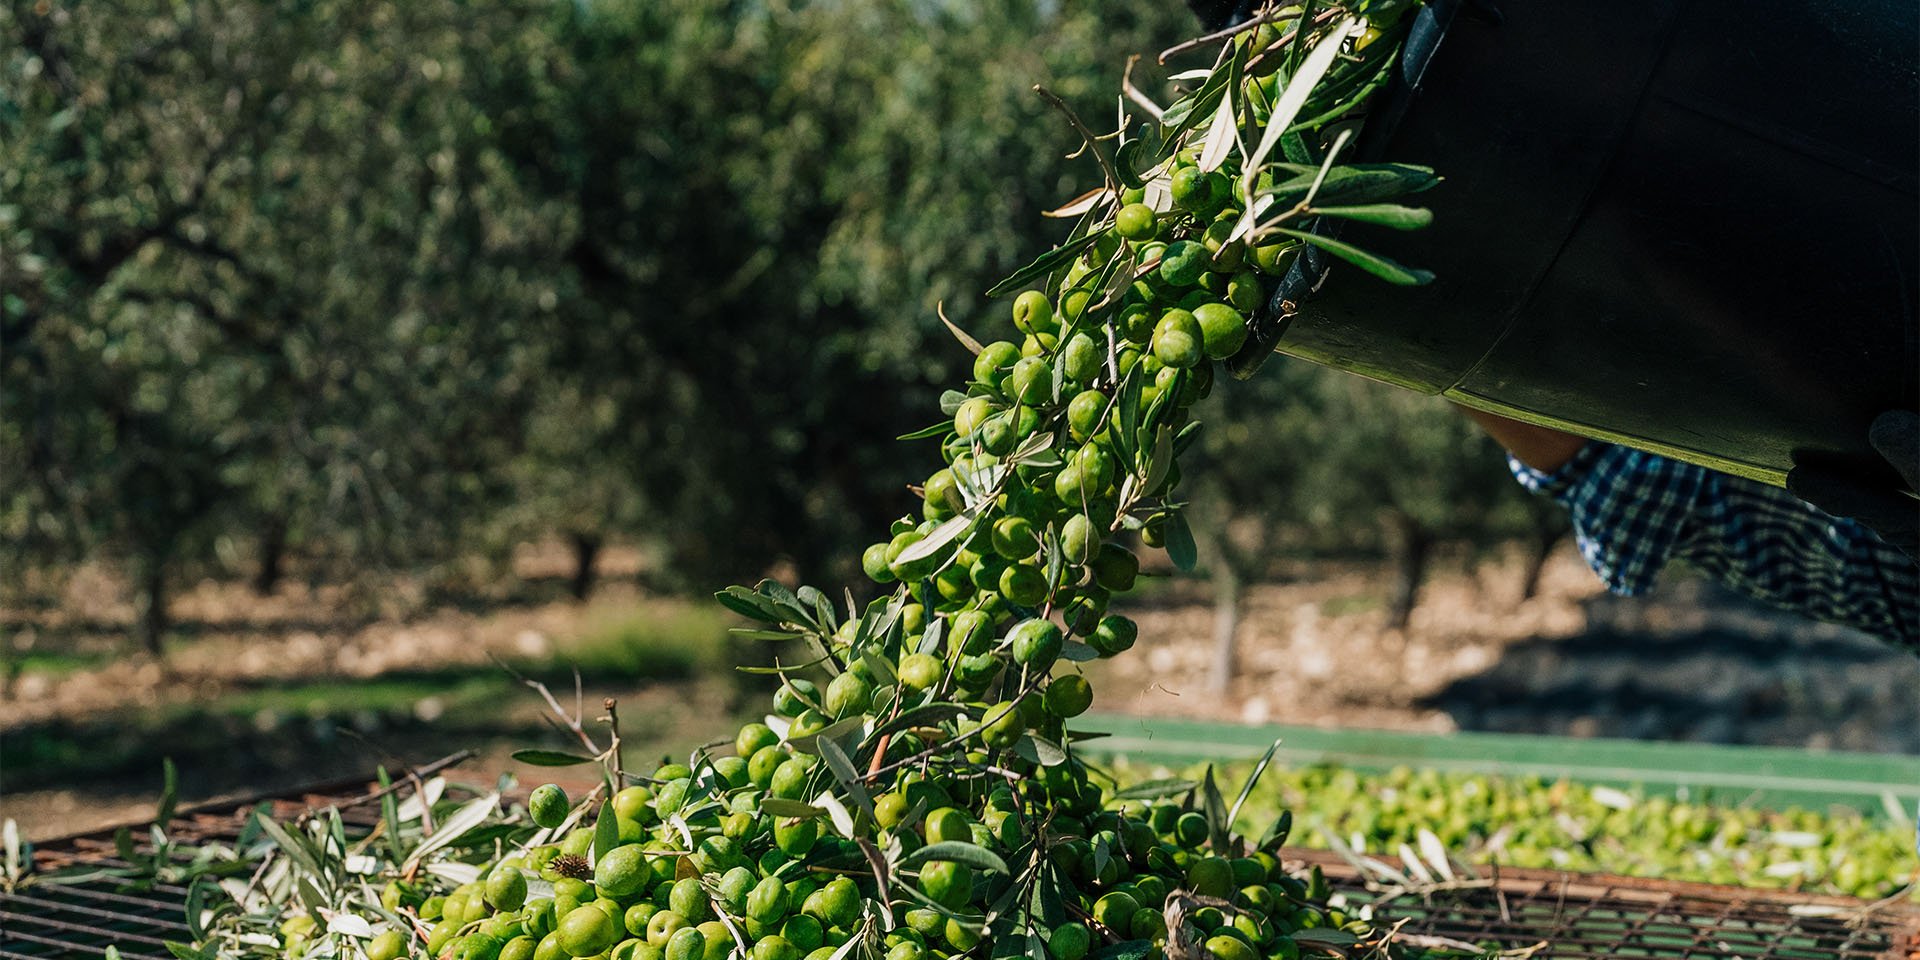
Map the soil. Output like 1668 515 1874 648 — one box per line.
5 541 1916 841
1096 546 1920 752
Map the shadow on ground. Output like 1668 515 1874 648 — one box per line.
1416 577 1920 753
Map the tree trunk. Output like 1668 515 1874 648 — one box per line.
133 549 169 656
252 516 286 596
1518 520 1568 601
1385 513 1432 631
1208 560 1244 694
569 533 602 600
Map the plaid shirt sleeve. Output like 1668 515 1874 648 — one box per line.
1508 443 1919 653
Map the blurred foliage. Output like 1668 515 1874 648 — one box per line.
2 0 1530 653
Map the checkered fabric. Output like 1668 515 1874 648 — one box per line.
1509 443 1918 653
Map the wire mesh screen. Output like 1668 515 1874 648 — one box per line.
1288 850 1920 959
5 782 1917 959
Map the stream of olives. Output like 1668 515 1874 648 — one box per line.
184 7 1479 959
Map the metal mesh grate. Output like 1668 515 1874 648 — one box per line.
5 781 388 960
1287 849 1920 959
5 781 1917 959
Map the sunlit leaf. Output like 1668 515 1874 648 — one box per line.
1043 187 1112 219
1227 738 1283 829
1014 733 1067 768
591 801 621 864
935 301 984 355
403 793 499 871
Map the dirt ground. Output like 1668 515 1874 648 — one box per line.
1096 547 1920 753
5 541 1917 840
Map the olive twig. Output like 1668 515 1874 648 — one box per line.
1156 3 1294 64
1032 85 1122 190
603 697 624 784
1120 55 1164 121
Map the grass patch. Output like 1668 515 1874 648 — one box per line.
1317 592 1380 617
5 599 737 797
7 651 111 677
531 601 731 683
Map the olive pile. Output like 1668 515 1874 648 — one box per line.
1224 764 1918 900
397 776 1374 960
326 9 1450 960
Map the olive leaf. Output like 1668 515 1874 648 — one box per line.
1160 57 1232 133
511 749 598 767
1240 17 1359 229
735 651 834 674
713 585 790 624
1165 511 1198 572
1263 163 1439 208
1270 227 1434 286
895 421 950 441
183 876 214 941
1196 92 1237 174
938 389 971 415
985 232 1103 298
377 767 404 864
1203 765 1232 853
816 737 876 822
252 815 323 879
861 703 969 751
1033 860 1069 929
157 758 180 828
403 791 499 875
165 942 219 960
1289 46 1398 132
898 841 1011 877
1292 929 1361 948
1113 778 1199 801
786 716 865 755
1014 733 1068 768
1258 809 1294 851
1227 738 1284 829
812 791 857 840
1059 639 1100 662
1043 187 1113 219
935 301 984 355
591 800 621 863
1139 425 1174 494
759 797 827 819
988 930 1029 960
728 628 805 641
891 505 983 567
1307 203 1434 230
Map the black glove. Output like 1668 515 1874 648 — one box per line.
1187 0 1254 31
1787 410 1920 560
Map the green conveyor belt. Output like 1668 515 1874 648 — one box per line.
1074 713 1920 818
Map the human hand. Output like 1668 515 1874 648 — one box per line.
1786 410 1919 560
